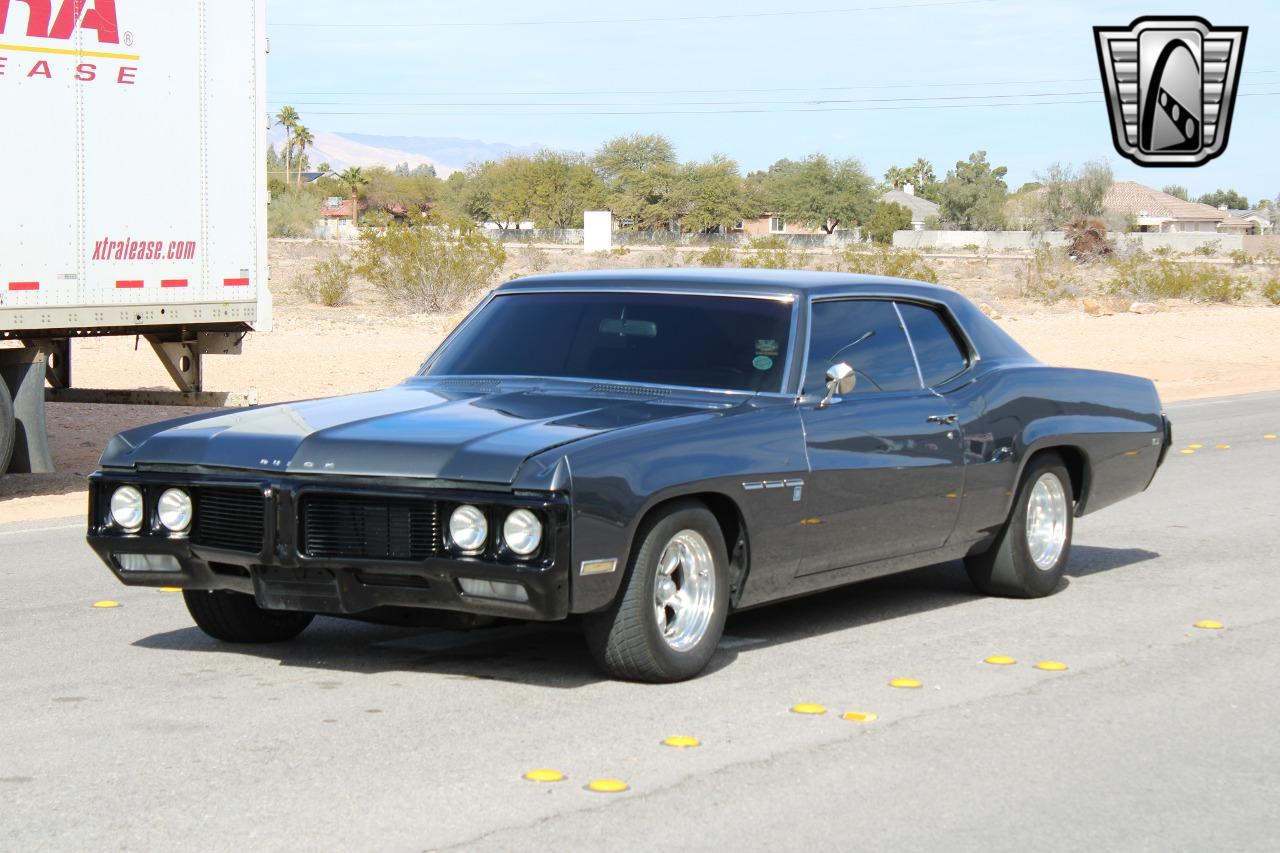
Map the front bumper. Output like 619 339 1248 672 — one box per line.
87 472 571 621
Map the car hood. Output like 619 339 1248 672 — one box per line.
100 381 728 484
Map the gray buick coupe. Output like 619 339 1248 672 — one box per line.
88 270 1170 681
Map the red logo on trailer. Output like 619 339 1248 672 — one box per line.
0 0 120 43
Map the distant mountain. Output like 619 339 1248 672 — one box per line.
268 129 544 176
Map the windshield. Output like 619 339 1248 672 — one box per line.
426 291 794 393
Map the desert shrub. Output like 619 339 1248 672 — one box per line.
610 246 631 257
1191 239 1221 257
1021 246 1081 304
836 245 940 283
739 236 795 269
355 223 506 311
518 244 550 273
1150 246 1175 258
295 255 355 307
1228 249 1253 267
1263 276 1280 305
1105 258 1248 303
865 202 913 245
1064 217 1114 262
699 244 737 267
651 244 682 267
961 243 981 253
268 188 321 238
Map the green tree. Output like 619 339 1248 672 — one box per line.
462 158 532 230
1162 184 1189 201
1197 188 1249 209
865 202 913 245
937 151 1009 230
1032 160 1113 229
673 155 747 233
274 106 299 185
758 154 875 234
337 167 369 226
522 151 608 228
267 187 320 237
593 133 680 230
884 158 939 200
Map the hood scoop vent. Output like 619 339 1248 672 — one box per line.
590 383 671 398
435 378 503 391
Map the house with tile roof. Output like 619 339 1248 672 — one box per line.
1102 181 1226 233
880 184 941 230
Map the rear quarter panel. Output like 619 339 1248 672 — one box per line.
953 365 1164 548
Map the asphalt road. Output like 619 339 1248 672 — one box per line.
2 392 1279 852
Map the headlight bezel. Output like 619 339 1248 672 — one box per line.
157 488 193 534
447 504 490 554
108 485 145 533
502 508 543 557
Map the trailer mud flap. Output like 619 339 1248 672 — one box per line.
0 345 55 474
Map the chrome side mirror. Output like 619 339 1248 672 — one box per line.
819 363 856 408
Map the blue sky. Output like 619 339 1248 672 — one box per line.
267 0 1279 202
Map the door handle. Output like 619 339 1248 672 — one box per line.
927 414 958 425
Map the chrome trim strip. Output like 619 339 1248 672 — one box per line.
498 286 796 302
893 301 928 389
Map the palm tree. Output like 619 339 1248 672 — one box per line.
292 124 315 187
274 106 299 184
338 167 369 227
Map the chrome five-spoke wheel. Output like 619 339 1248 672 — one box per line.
653 529 717 652
1025 472 1069 571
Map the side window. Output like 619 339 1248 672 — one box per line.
804 300 922 396
896 302 968 387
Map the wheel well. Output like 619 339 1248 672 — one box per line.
1032 445 1088 508
635 492 748 604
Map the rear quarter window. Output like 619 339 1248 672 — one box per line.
896 302 969 387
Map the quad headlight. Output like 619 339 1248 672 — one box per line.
502 509 543 556
157 488 193 533
448 504 488 553
109 486 144 532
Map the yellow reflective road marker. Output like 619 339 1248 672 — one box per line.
585 778 629 794
159 587 182 593
92 600 120 609
662 736 701 748
1215 444 1231 450
984 656 1017 666
1187 444 1203 449
790 703 827 715
889 678 923 689
1034 661 1068 672
1265 434 1277 440
1179 449 1196 455
1194 620 1224 630
523 769 565 783
841 711 878 723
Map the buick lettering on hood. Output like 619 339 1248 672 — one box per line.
87 270 1171 682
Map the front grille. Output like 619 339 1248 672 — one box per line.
300 494 440 561
192 487 266 553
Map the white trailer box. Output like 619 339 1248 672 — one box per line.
0 0 269 472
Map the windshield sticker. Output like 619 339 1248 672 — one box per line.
755 339 780 357
752 355 774 371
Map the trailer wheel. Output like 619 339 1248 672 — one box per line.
0 379 15 474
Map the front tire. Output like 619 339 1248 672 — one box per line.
183 590 315 643
584 500 729 682
965 453 1074 598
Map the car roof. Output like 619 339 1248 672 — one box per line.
497 268 1034 364
499 268 953 300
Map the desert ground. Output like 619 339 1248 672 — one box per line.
2 240 1278 522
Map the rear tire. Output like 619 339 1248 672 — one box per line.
183 590 314 643
583 500 729 682
0 379 14 474
965 453 1074 599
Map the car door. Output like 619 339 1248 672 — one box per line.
797 298 965 576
